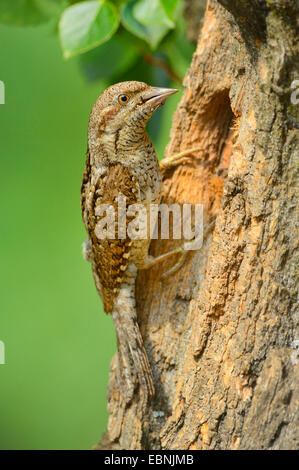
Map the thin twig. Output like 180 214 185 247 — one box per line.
144 53 183 85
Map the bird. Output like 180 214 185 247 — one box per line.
81 81 193 402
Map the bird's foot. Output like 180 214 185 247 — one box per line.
160 147 204 173
140 217 216 280
82 238 93 262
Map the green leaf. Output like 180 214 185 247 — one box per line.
0 0 66 26
161 16 195 79
120 0 170 50
36 0 67 17
79 34 138 81
133 0 174 28
160 0 180 21
59 0 120 59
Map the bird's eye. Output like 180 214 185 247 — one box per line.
118 94 129 104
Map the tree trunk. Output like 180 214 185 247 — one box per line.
97 0 299 450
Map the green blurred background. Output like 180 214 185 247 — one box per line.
0 5 190 448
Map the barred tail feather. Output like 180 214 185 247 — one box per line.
112 266 155 402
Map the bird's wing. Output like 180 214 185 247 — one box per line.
83 160 139 314
80 147 91 227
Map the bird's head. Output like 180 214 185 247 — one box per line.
88 81 178 138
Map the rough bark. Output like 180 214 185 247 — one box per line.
183 0 206 43
97 0 299 450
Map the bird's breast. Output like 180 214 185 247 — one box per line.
129 146 162 203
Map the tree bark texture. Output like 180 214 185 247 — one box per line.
98 0 299 450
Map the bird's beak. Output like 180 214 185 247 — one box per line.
141 87 179 106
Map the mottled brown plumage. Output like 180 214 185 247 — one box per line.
81 81 178 400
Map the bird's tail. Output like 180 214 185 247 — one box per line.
111 266 155 403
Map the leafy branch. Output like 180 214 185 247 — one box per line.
0 0 194 84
